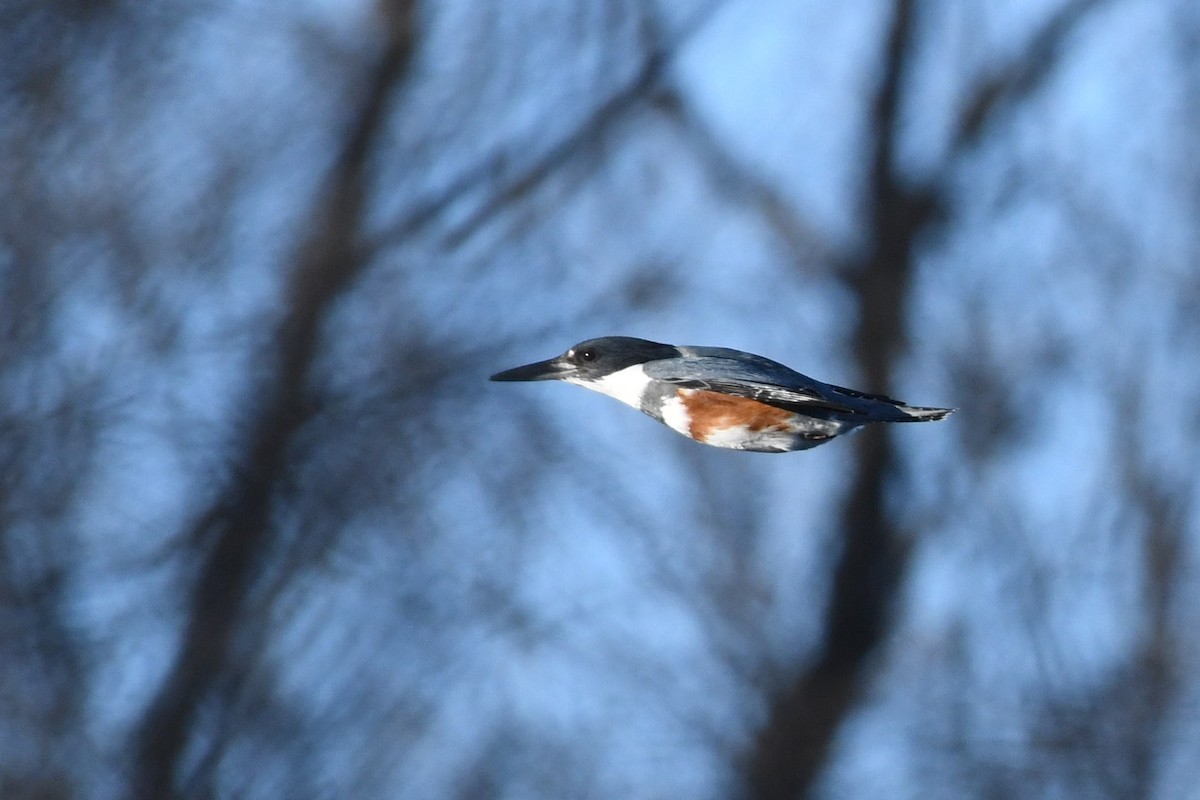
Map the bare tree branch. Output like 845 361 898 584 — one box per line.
654 87 841 272
950 0 1109 158
1115 382 1185 797
132 5 417 796
746 0 1124 789
745 3 923 796
366 0 731 253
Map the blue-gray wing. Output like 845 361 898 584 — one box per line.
643 356 872 415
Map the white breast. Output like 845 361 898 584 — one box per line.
570 364 652 410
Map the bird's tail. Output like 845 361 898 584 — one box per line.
891 403 955 422
820 383 954 423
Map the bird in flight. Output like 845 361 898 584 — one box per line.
491 336 953 452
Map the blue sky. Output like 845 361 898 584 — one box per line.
3 1 1199 797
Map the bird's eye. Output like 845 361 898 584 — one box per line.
578 348 597 362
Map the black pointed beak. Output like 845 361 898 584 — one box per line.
490 355 575 382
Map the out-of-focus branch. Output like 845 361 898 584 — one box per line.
1114 382 1184 796
366 0 731 252
747 0 1112 797
746 4 922 797
950 0 1108 157
654 87 840 271
132 5 417 797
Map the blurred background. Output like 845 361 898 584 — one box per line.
3 1 1199 798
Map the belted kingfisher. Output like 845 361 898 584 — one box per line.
491 336 953 452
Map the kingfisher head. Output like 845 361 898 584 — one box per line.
490 336 681 408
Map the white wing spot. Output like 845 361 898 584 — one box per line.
660 392 693 436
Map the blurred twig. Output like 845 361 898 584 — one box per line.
365 0 731 253
950 0 1107 156
654 87 841 272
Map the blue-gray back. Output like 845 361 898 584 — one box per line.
645 346 909 418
